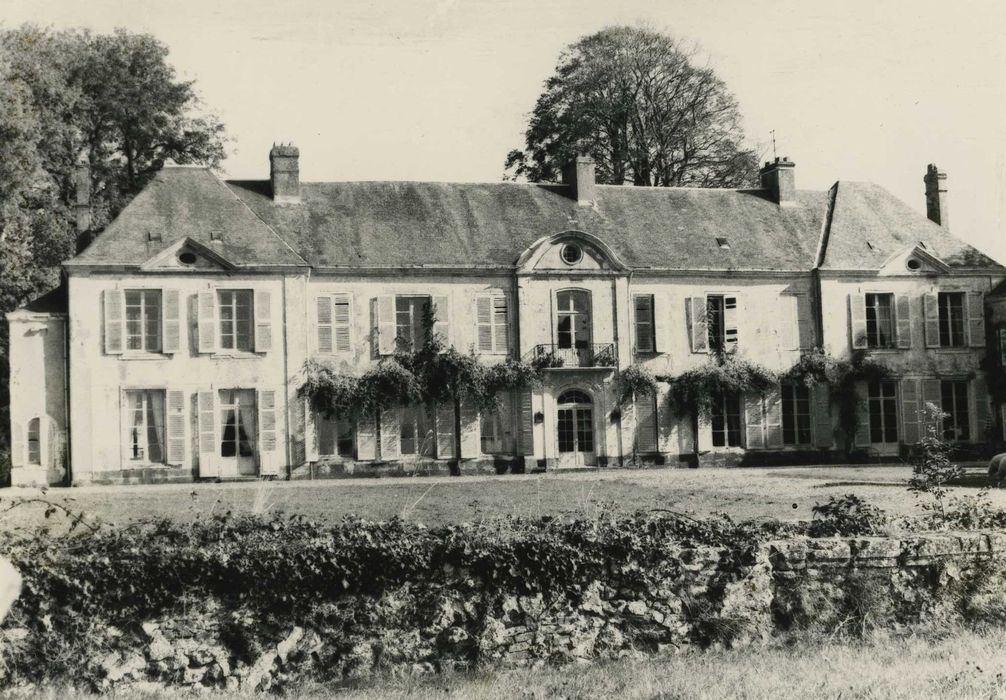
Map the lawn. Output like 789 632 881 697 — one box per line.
0 463 1001 530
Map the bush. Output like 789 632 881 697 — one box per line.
808 494 888 537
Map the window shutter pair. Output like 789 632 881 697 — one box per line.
634 295 656 353
634 393 658 453
435 403 455 458
316 294 352 353
195 289 272 354
103 289 180 354
165 390 186 465
687 297 708 353
258 389 280 475
194 388 285 478
850 293 913 349
475 295 509 354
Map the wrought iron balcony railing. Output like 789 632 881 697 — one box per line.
523 343 616 369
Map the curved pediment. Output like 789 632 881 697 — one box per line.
516 230 628 274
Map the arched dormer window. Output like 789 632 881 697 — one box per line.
27 417 41 466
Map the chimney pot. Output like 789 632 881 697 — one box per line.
924 163 948 228
759 157 796 206
270 143 301 203
74 151 91 234
562 155 596 207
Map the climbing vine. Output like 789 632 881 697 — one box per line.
613 364 659 407
660 354 777 418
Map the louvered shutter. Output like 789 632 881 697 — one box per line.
518 390 534 456
896 295 912 349
357 413 377 460
316 296 333 354
901 378 922 445
724 296 738 348
380 409 400 460
162 290 181 354
197 391 218 477
854 381 870 447
797 294 814 349
298 397 313 464
492 296 509 354
745 393 765 449
475 296 493 352
974 375 990 441
333 294 352 352
688 297 708 353
258 389 279 475
433 295 450 346
460 401 479 459
634 295 655 353
764 388 783 448
103 289 125 354
166 390 186 465
812 384 833 448
254 290 272 353
377 296 395 355
198 290 217 354
498 394 515 454
10 422 24 467
849 294 868 350
436 403 455 458
922 379 942 436
968 292 986 347
923 293 940 348
779 296 798 350
635 394 658 453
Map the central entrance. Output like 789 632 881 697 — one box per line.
556 389 596 468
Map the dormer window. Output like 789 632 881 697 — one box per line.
716 237 730 249
560 243 582 265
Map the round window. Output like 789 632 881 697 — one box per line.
178 251 197 265
560 243 583 265
906 258 922 271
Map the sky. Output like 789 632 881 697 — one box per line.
4 0 1006 262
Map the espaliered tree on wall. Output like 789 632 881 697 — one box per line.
300 306 542 473
782 348 892 454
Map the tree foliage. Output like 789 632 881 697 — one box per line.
662 354 776 419
505 26 759 188
613 364 659 407
0 25 226 445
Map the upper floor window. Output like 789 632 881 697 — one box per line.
316 294 353 354
396 296 431 352
475 295 509 354
218 290 254 352
707 295 738 353
938 292 967 347
634 294 655 353
556 290 591 350
865 293 895 348
125 290 162 352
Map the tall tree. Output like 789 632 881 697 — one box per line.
0 26 227 448
505 26 759 188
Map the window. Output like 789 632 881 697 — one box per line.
865 293 895 348
711 393 742 447
781 385 812 445
318 414 355 458
400 404 434 457
219 389 255 458
868 381 898 444
556 290 591 350
941 380 970 441
634 295 655 353
707 295 737 353
480 410 504 454
396 296 431 352
560 243 582 265
26 417 41 465
218 290 254 351
476 295 509 354
938 292 967 347
125 289 162 352
124 390 166 463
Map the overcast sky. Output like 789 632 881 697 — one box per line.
5 0 1006 261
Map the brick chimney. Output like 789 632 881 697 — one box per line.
759 157 796 206
270 143 300 203
74 151 91 234
924 163 948 227
562 155 596 207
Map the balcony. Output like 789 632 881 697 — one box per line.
524 343 616 369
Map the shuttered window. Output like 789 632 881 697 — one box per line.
634 295 655 353
396 297 431 352
400 405 434 457
937 292 967 347
868 381 898 444
941 380 970 441
318 414 355 457
123 390 166 464
634 393 659 453
475 295 509 354
706 295 738 352
711 393 742 447
781 385 812 445
864 293 895 349
125 290 162 352
317 294 353 353
218 290 254 351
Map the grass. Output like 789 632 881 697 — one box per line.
0 464 1002 531
7 628 1006 699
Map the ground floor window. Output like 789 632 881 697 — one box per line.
318 414 355 458
711 393 742 447
941 380 970 441
480 410 503 454
868 381 898 444
219 389 256 458
635 393 659 452
124 390 166 463
400 405 434 457
781 384 812 445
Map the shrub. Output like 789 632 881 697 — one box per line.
808 494 888 537
909 403 964 520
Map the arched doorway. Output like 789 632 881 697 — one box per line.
556 389 596 468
